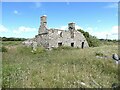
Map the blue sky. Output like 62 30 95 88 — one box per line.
0 2 118 39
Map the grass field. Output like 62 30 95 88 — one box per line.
2 41 118 88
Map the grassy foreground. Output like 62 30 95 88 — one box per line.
2 41 118 88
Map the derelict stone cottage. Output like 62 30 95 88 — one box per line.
33 15 89 49
23 15 89 49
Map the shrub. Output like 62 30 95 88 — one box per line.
95 52 104 57
77 29 101 47
32 47 46 54
87 35 101 47
53 46 75 51
60 46 73 50
1 46 7 52
17 46 32 54
2 37 26 41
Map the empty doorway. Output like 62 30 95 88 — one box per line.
71 43 74 47
81 42 84 49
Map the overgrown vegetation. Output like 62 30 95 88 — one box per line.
77 29 118 47
99 39 118 45
2 41 22 46
1 37 27 41
78 29 101 47
32 47 46 54
0 46 7 52
2 41 118 88
95 52 104 57
53 46 78 51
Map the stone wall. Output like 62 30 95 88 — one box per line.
35 29 89 49
34 15 89 49
35 33 49 48
47 29 89 49
23 15 89 50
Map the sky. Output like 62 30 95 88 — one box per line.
0 2 118 39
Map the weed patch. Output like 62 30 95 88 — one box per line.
2 42 118 88
32 47 46 54
0 46 7 52
95 52 104 57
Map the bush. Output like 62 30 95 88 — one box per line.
95 52 104 57
77 29 101 47
87 35 101 47
2 41 22 46
53 46 75 51
60 46 73 50
17 46 46 54
32 47 46 54
0 46 7 52
2 37 26 41
17 46 32 55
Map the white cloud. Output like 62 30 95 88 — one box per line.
13 10 20 15
92 31 109 39
14 10 18 14
65 0 70 5
60 26 68 30
85 25 118 40
66 2 70 5
0 25 8 33
104 3 118 8
85 27 93 33
13 26 37 34
35 2 42 8
111 26 118 35
75 25 83 30
58 25 118 40
0 25 37 38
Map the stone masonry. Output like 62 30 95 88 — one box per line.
33 15 89 49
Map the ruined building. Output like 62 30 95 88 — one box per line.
32 15 89 49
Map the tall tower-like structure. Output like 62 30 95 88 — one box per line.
68 22 75 38
38 15 47 34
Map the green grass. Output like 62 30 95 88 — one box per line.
2 41 22 46
2 41 118 88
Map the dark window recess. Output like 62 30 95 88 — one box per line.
71 43 74 47
81 42 84 49
47 43 49 46
58 43 62 47
69 27 73 29
60 32 62 37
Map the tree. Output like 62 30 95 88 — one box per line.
77 29 101 47
1 37 27 41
